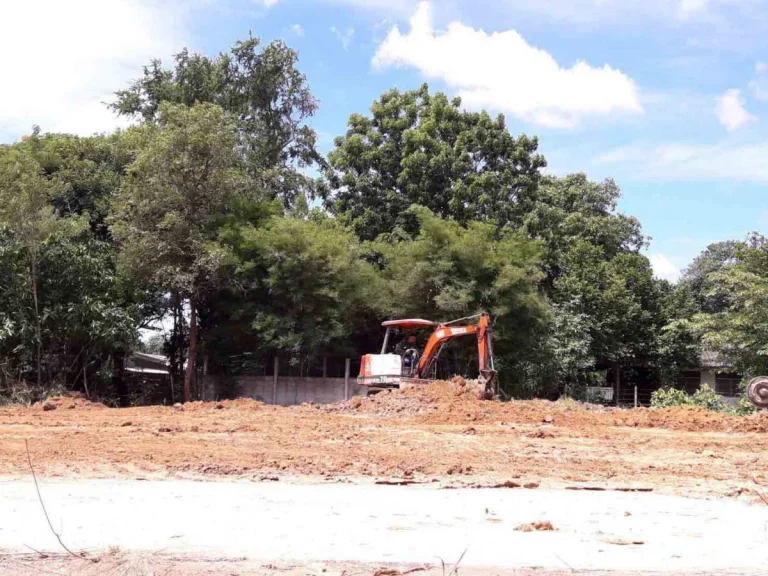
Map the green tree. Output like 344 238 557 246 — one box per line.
695 233 768 375
511 174 662 396
211 213 382 371
29 132 131 239
0 147 83 386
655 281 700 385
326 84 546 240
112 37 322 208
32 236 137 398
111 102 251 402
521 174 646 285
681 240 738 314
373 206 548 387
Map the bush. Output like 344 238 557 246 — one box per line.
690 384 725 411
651 383 758 415
650 386 693 408
732 395 759 416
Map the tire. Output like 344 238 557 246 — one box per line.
747 376 768 409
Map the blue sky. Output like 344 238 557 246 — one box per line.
4 0 768 281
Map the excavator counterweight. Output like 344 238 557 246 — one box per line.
358 313 497 399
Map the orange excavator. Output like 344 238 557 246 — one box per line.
358 313 497 399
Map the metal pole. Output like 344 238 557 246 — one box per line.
272 357 279 405
634 385 638 408
381 328 391 354
344 358 350 400
442 313 484 326
615 362 620 407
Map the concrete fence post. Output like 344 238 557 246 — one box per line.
344 358 351 401
272 357 279 405
634 385 638 408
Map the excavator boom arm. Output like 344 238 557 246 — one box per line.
416 313 494 379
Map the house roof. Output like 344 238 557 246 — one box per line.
700 349 732 369
130 351 169 366
125 367 169 375
382 319 436 329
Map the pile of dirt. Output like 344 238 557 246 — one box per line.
515 520 556 532
322 377 485 418
36 394 106 411
324 379 768 433
4 380 768 496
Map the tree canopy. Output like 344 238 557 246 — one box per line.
326 84 545 240
112 37 323 209
1 33 751 406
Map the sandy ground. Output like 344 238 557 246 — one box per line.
2 479 768 575
2 381 768 574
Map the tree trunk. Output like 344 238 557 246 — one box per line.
168 291 182 387
184 298 197 404
113 349 128 407
29 258 42 387
82 353 90 400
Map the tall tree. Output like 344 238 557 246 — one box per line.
213 213 382 369
112 37 323 208
0 147 82 386
326 84 546 240
521 174 646 285
694 233 768 376
681 240 739 314
111 102 251 402
373 206 548 385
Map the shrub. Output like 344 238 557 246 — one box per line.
732 395 759 416
690 384 725 411
650 386 693 408
651 383 758 415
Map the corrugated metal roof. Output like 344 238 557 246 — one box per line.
700 349 732 368
131 351 169 365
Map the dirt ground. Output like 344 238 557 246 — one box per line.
3 553 762 576
2 379 768 500
8 552 754 576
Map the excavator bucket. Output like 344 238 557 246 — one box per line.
479 369 497 400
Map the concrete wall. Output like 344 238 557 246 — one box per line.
700 370 716 389
207 375 363 406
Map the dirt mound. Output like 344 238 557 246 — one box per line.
324 379 768 433
322 378 485 418
3 380 768 496
179 398 265 412
37 394 106 411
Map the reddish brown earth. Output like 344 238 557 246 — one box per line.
2 380 768 499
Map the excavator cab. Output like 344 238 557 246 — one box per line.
358 314 497 399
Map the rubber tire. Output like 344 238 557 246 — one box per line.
747 376 768 409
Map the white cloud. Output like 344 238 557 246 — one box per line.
291 24 305 36
255 0 280 6
715 89 755 131
372 2 643 129
330 26 356 50
649 254 682 282
677 0 709 19
0 0 186 142
595 140 768 181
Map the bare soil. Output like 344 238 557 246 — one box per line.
2 380 768 499
4 552 750 576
